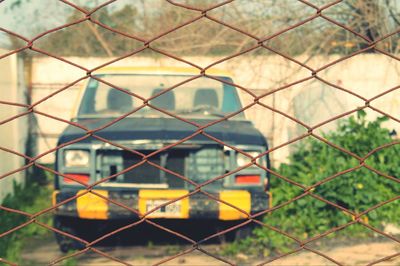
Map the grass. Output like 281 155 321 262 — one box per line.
61 252 78 266
0 176 53 264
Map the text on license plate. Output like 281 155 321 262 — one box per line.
146 200 182 216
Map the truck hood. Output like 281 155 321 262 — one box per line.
58 117 267 146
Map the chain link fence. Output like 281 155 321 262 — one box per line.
1 0 400 265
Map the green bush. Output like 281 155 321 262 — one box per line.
228 111 400 256
0 179 52 262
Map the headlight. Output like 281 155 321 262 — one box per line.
64 150 90 167
236 151 260 167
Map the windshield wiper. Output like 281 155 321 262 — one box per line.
177 105 226 117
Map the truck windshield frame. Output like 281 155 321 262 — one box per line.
77 74 245 119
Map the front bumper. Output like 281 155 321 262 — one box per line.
53 189 271 221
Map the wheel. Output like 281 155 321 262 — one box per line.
54 216 86 253
234 223 256 241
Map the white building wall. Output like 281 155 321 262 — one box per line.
0 50 27 202
31 54 400 165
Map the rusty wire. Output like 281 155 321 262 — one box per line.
0 0 400 265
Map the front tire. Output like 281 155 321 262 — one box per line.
54 216 86 253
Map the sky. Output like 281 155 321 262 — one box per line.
0 0 136 48
0 0 68 47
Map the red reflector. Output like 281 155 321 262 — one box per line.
235 175 260 184
63 174 90 185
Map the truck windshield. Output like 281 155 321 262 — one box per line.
77 74 244 119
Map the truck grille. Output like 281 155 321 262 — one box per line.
122 151 161 184
187 148 225 184
99 146 225 188
164 150 186 188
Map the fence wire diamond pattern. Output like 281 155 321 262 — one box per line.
0 0 400 265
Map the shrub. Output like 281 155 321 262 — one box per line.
228 111 400 256
0 177 52 262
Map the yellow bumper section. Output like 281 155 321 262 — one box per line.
54 189 254 221
219 190 251 220
76 190 109 220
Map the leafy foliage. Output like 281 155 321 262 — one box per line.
227 111 400 256
0 179 52 262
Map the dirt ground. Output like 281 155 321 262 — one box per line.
21 235 400 266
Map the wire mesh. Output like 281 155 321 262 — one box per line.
0 0 400 265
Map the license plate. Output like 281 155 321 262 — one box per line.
145 199 182 218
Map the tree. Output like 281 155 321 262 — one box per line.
34 5 138 57
3 1 400 56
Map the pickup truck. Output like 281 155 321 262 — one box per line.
53 66 271 252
